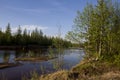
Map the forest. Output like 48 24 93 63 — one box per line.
0 23 72 48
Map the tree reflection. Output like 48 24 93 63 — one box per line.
3 51 10 63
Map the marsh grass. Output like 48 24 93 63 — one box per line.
40 65 45 74
30 70 39 80
22 70 39 80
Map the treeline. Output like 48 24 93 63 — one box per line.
66 0 120 61
0 23 71 48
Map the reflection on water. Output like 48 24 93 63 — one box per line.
0 49 84 80
0 51 16 63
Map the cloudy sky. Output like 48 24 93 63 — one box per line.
0 0 97 37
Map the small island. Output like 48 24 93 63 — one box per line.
15 56 57 61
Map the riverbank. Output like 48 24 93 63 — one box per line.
15 56 57 61
39 59 120 80
0 45 49 50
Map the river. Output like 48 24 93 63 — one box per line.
0 49 84 80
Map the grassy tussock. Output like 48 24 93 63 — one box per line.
40 70 70 80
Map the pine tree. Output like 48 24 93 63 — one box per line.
5 23 12 45
15 25 22 45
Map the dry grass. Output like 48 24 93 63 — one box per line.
40 70 70 80
15 56 57 61
88 71 120 80
38 59 120 80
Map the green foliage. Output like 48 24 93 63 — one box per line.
113 54 120 66
0 24 71 48
66 0 120 60
15 26 22 45
4 23 12 45
48 46 54 58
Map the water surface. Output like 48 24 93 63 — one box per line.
0 49 84 80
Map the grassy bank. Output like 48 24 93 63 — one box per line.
38 59 120 80
15 56 57 61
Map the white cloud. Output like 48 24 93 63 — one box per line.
21 25 47 31
2 25 48 33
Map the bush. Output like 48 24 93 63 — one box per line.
113 54 120 66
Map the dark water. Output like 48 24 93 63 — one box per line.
0 49 84 80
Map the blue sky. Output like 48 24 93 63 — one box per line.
0 0 97 38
